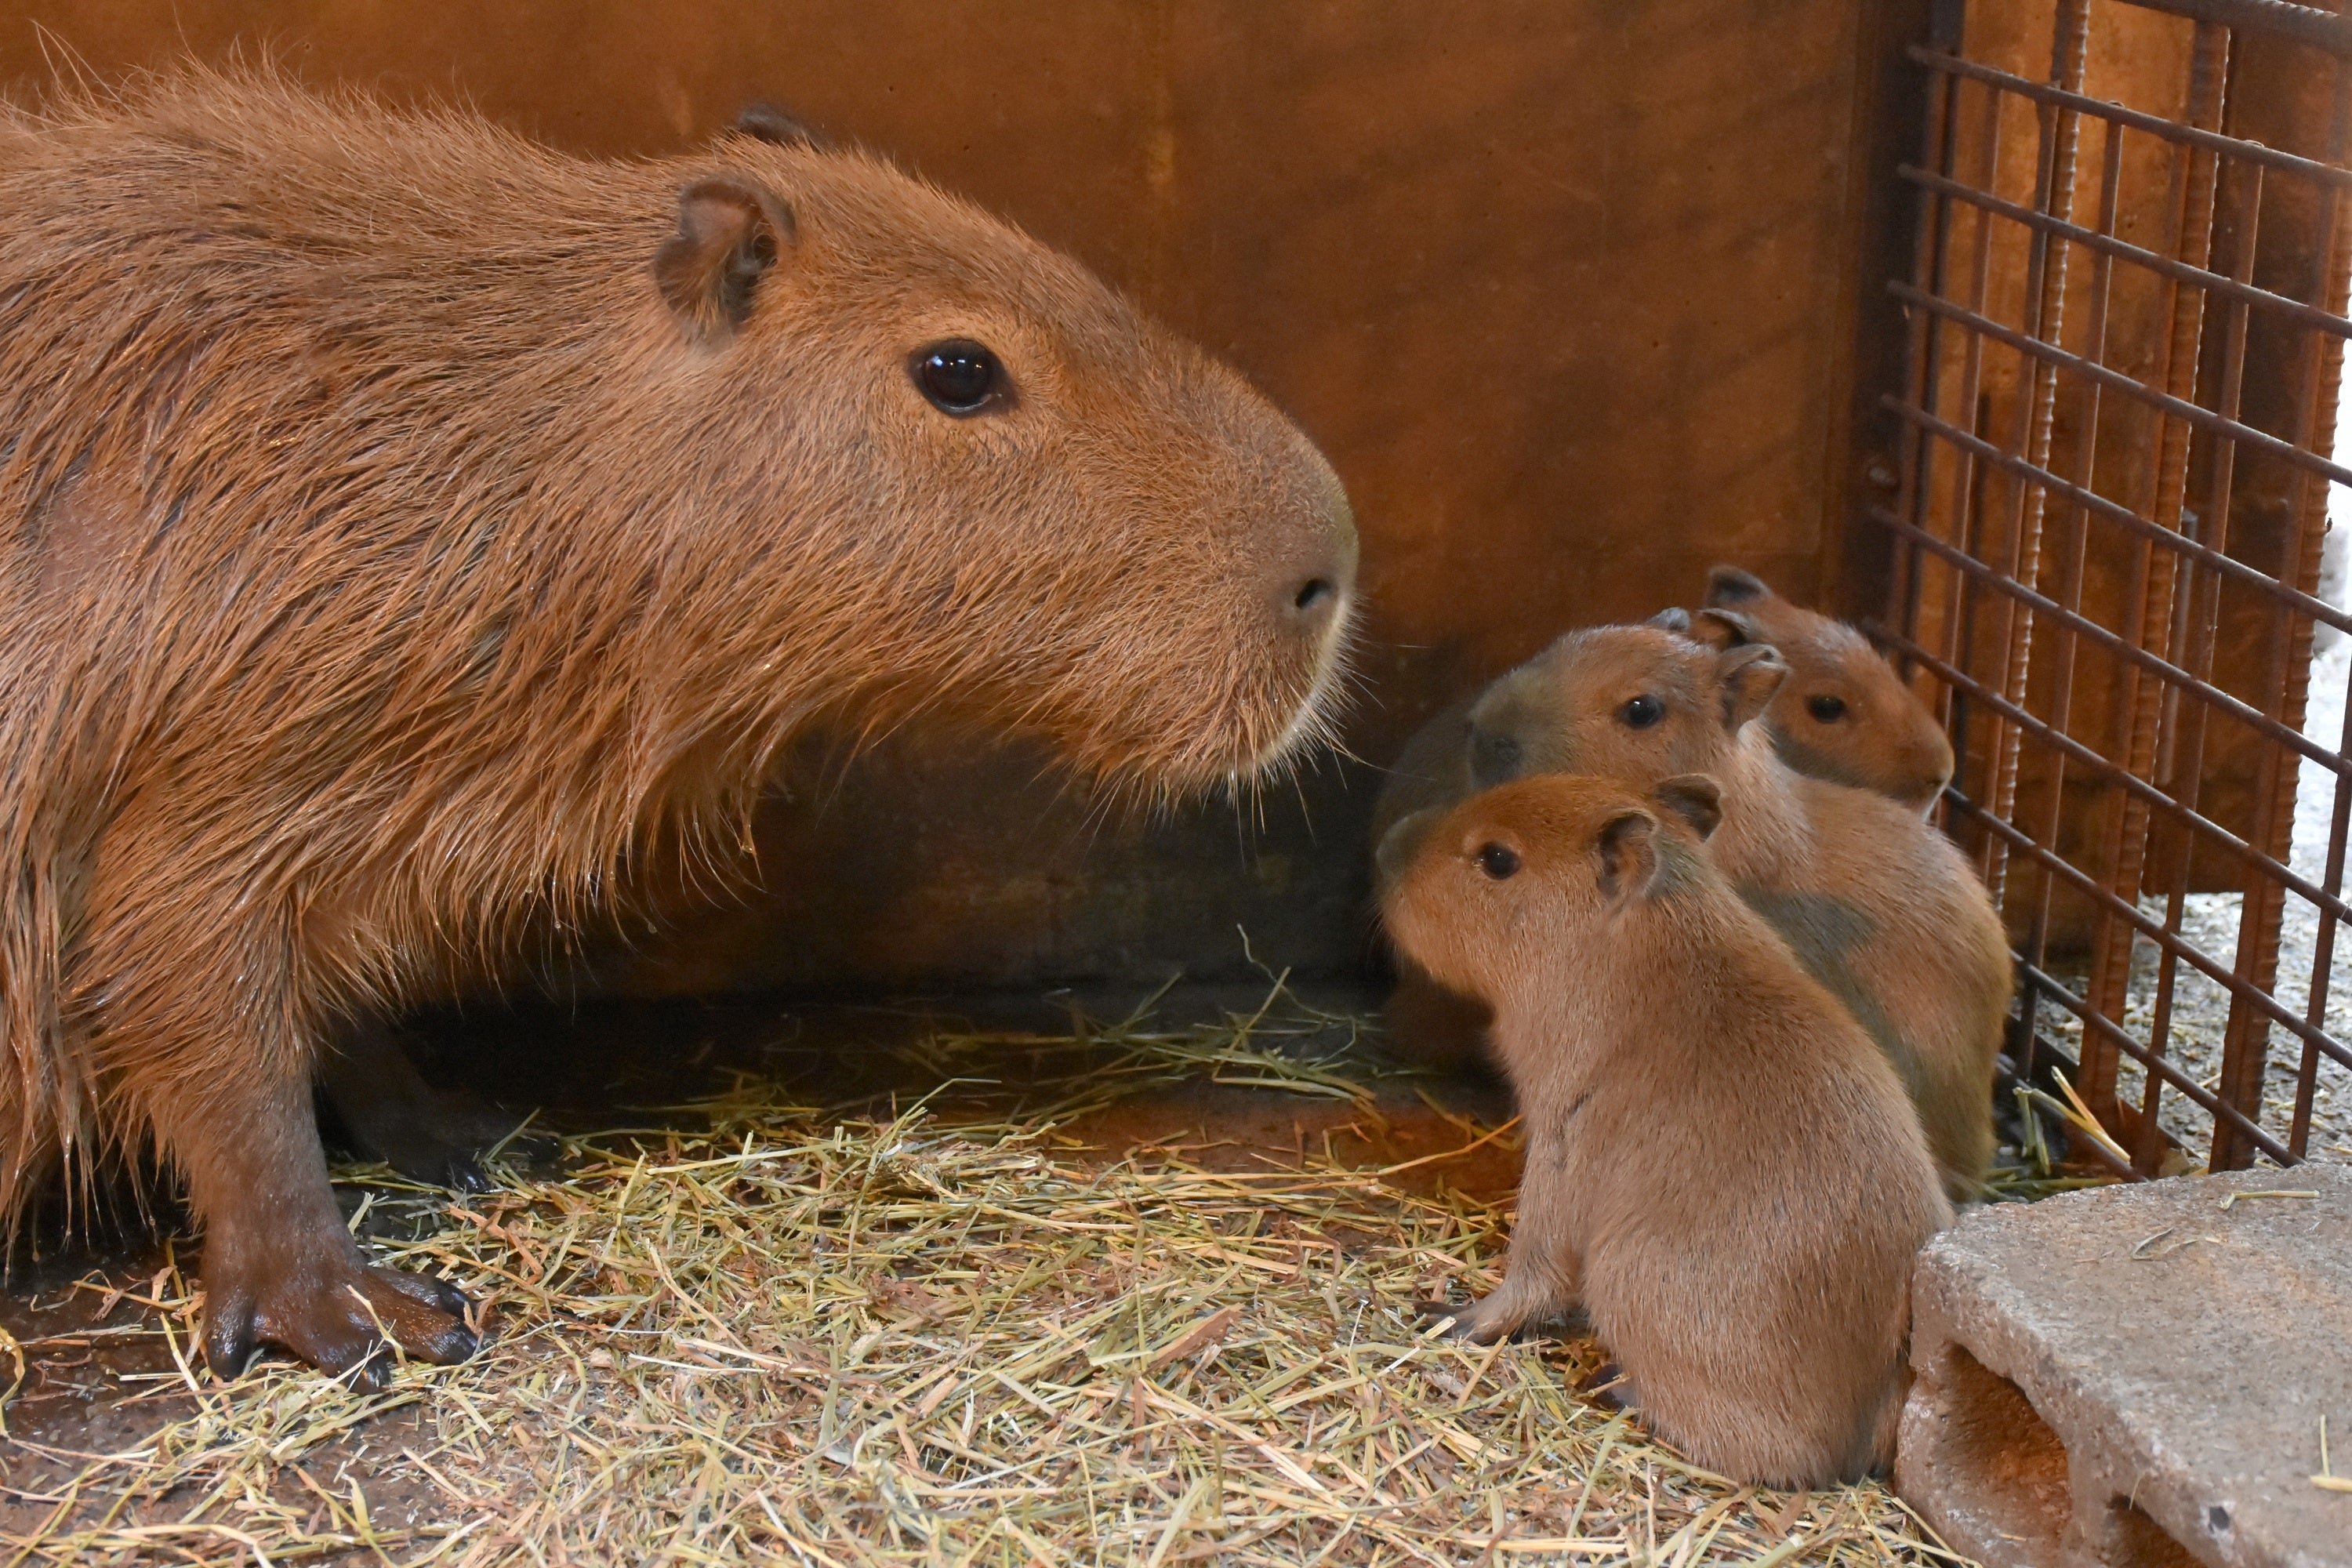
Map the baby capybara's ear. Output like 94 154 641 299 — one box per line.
1375 807 1443 890
1688 606 1759 652
1648 607 1693 633
1653 774 1723 841
653 176 798 343
1594 808 1662 907
1716 643 1790 731
731 102 828 150
1705 564 1772 608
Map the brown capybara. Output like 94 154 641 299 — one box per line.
1702 566 1952 814
1378 773 1951 1486
0 71 1356 1386
1460 624 2009 1198
1367 611 1691 1074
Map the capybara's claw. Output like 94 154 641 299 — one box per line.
1579 1360 1636 1410
206 1257 477 1384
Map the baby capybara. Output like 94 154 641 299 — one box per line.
1380 774 1950 1486
1702 567 1952 814
0 72 1356 1385
1464 624 2009 1198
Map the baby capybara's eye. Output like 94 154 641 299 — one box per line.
1476 843 1522 880
1807 694 1849 723
912 339 1003 415
1619 695 1664 729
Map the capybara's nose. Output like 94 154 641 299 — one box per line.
1276 491 1359 644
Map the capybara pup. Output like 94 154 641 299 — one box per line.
1378 774 1951 1486
1702 567 1953 813
0 72 1356 1385
1465 624 2009 1198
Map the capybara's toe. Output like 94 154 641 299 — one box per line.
364 1267 478 1359
201 1294 262 1380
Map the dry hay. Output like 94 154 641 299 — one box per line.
0 988 1962 1566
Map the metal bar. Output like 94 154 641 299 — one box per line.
1895 56 1968 705
1940 79 2011 850
2013 119 2128 1101
2287 36 2352 1164
1883 398 2352 635
1911 48 2352 189
1981 0 2096 902
1875 620 2352 927
2084 29 2232 1126
2136 161 2267 1174
2107 0 2352 56
2209 83 2352 1171
1889 284 2352 490
1871 505 2352 777
1899 166 2352 342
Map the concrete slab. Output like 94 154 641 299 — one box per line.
1899 1166 2352 1568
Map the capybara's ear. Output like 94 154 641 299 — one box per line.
731 103 828 150
1595 808 1661 907
1688 607 1759 651
1647 607 1693 633
1653 774 1723 841
1717 643 1790 731
1705 565 1772 608
653 176 797 343
1374 808 1441 891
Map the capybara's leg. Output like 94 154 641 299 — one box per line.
1441 1130 1583 1343
102 946 482 1387
1382 961 1496 1074
153 1061 478 1387
316 1018 534 1192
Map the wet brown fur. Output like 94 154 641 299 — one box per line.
0 69 1356 1378
1701 566 1952 814
1458 626 2009 1198
1379 774 1950 1486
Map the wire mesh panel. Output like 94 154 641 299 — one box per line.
1877 0 2352 1175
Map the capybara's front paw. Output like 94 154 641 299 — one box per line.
1418 1280 1582 1344
205 1255 477 1390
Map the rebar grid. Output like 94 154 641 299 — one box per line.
1882 0 2352 1174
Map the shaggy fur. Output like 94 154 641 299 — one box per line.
1379 775 1951 1487
1700 566 1953 814
0 70 1356 1381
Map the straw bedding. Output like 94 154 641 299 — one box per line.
0 988 1966 1566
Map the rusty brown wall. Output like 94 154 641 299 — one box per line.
0 2 1904 991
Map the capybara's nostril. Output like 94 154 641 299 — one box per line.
1294 577 1337 614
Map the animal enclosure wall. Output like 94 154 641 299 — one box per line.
0 1 1922 993
1875 0 2352 1173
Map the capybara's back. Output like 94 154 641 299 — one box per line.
0 70 1355 1381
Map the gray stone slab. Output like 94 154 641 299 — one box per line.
1898 1166 2352 1568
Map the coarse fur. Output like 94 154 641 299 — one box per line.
1378 774 1951 1486
1459 625 2009 1198
1702 566 1952 814
0 68 1356 1381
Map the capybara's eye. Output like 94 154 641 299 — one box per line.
913 339 1003 415
1475 843 1521 880
1807 694 1849 723
1619 695 1664 729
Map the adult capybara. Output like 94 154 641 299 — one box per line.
1701 567 1952 813
0 71 1356 1385
1461 624 2009 1198
1379 774 1950 1486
